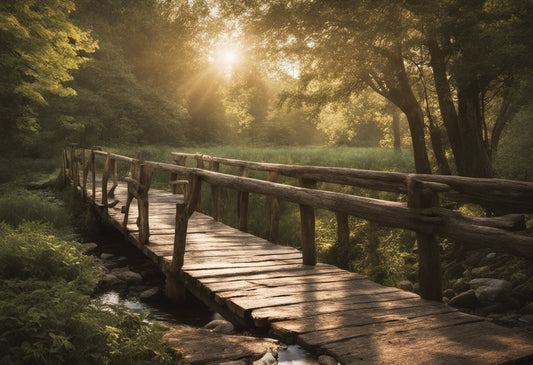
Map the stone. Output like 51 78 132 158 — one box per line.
520 302 533 314
101 273 125 287
111 267 131 274
203 319 235 334
115 256 128 264
486 252 497 260
139 287 161 302
448 289 479 309
81 242 98 251
519 314 533 323
253 351 277 365
470 278 512 303
318 354 339 365
443 288 456 300
100 253 114 260
513 281 533 302
115 270 143 284
471 266 491 277
399 280 414 292
162 324 279 365
452 278 470 294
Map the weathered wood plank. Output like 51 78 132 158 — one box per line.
322 321 533 364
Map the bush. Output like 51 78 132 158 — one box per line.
0 222 184 364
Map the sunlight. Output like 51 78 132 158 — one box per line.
210 43 241 76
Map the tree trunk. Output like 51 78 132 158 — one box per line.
427 36 494 178
429 123 452 175
392 106 401 150
456 81 494 178
385 47 432 174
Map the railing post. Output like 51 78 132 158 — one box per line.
122 152 141 228
171 203 188 272
407 175 442 301
238 167 249 232
90 149 96 202
209 161 220 221
138 164 154 245
266 171 280 243
299 178 317 265
336 212 350 250
61 147 67 187
81 148 88 199
101 152 111 207
194 156 204 210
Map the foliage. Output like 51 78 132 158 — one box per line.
0 187 72 229
494 105 533 181
0 0 96 150
0 220 184 364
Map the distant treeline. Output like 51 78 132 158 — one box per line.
1 0 532 180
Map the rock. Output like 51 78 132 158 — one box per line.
470 278 512 303
486 252 497 260
452 278 470 294
471 266 491 277
100 253 114 260
513 281 533 302
115 256 128 264
519 314 533 323
82 242 98 251
203 319 235 334
399 280 414 292
139 287 161 302
318 354 339 365
111 267 131 274
101 273 125 287
448 289 479 309
520 302 533 314
115 270 143 284
163 324 279 365
253 351 277 365
443 288 456 300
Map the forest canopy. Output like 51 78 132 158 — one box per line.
1 0 532 179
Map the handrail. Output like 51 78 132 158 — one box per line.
171 152 533 212
63 145 533 302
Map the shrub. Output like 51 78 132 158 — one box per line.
0 222 184 364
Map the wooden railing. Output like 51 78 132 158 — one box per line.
62 144 533 301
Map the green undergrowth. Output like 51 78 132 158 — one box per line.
0 160 185 364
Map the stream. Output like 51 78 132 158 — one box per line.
83 226 320 364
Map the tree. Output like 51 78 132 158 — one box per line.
0 0 96 150
219 0 433 173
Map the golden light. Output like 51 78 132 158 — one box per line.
210 43 241 76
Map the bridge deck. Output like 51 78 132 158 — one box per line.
87 181 533 364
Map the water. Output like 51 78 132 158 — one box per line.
85 225 319 364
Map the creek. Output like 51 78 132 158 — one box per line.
84 226 319 364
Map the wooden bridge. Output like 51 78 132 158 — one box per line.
62 144 533 364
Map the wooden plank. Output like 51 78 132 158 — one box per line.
217 278 395 301
270 303 455 339
297 311 479 347
322 321 533 364
252 296 431 325
223 286 418 320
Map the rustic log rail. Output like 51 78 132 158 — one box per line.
62 144 533 302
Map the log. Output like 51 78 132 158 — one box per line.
266 171 280 243
210 161 220 221
238 167 249 232
299 178 317 266
171 203 189 272
408 175 442 301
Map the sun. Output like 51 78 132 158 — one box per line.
210 44 241 75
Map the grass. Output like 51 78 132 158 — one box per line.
104 144 416 285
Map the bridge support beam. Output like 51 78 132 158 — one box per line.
163 270 188 303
